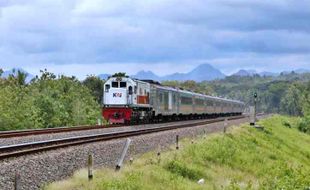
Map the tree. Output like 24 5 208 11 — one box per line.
280 83 303 116
16 70 28 86
112 72 127 77
0 68 3 77
301 81 310 116
6 69 28 86
83 75 104 104
161 80 180 88
182 80 197 91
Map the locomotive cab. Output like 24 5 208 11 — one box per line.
102 77 152 123
102 77 136 123
102 76 152 124
103 77 135 106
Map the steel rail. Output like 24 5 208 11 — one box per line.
0 124 123 138
0 115 246 160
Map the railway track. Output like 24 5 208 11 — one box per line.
0 124 121 138
0 115 247 139
0 115 245 160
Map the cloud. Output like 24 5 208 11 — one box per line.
0 0 310 77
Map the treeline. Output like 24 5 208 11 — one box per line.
0 69 103 131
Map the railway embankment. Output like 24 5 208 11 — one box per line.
46 115 310 190
0 116 251 190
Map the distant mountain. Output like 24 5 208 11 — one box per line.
295 69 310 74
98 74 111 80
163 64 225 81
1 68 34 82
188 64 226 81
259 71 278 77
232 69 257 77
280 69 310 75
131 70 161 81
232 69 279 77
232 68 310 77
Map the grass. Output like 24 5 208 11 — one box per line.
45 115 310 190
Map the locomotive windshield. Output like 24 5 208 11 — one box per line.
112 82 118 88
120 82 127 88
111 81 127 88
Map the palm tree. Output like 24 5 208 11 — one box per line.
16 70 28 86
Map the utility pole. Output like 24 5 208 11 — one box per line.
254 92 257 122
250 92 257 126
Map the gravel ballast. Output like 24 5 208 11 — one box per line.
0 116 262 190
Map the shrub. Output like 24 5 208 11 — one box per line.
165 160 203 181
298 116 310 134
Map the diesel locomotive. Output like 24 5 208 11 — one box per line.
102 76 245 124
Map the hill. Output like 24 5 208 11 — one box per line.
46 115 310 190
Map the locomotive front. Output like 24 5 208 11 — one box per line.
102 76 135 123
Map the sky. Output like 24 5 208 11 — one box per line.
1 0 310 79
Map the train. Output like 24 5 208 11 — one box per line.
102 76 245 124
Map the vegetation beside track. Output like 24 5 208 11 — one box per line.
46 115 310 190
0 70 101 130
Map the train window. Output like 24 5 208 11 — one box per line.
164 93 169 110
105 84 110 92
139 88 143 95
134 86 137 94
209 101 214 106
196 99 204 105
159 93 163 102
112 82 118 88
120 82 127 88
181 96 192 105
128 86 133 95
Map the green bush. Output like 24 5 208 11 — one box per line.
298 116 310 134
0 71 100 130
165 160 204 181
